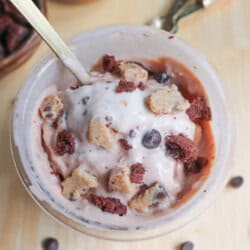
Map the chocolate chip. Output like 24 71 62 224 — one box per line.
129 129 136 138
154 186 167 200
105 115 113 122
230 176 244 188
82 96 90 105
180 241 194 250
154 71 170 84
142 129 162 149
42 237 59 250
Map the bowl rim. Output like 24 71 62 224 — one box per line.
10 25 234 241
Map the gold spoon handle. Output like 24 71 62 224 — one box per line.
10 0 90 84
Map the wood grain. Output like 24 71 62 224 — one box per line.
0 0 249 249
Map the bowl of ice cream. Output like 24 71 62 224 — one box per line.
10 25 233 240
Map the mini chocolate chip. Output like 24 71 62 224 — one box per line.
180 241 194 250
42 237 59 250
82 96 90 105
142 129 162 149
154 71 170 84
64 112 68 121
105 115 113 122
154 186 167 200
129 129 136 138
230 176 244 188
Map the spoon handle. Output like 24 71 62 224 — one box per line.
10 0 90 84
167 0 204 33
172 0 204 33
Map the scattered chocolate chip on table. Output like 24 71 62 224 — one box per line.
230 176 244 188
42 237 59 250
180 241 194 250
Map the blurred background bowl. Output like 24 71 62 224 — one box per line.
0 0 47 78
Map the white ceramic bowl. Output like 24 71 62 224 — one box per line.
10 25 233 241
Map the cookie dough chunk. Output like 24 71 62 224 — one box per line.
119 62 148 84
87 119 115 149
39 95 63 123
147 85 189 115
129 182 167 212
62 167 98 201
108 168 133 194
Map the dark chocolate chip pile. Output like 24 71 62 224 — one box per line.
42 237 59 250
0 0 37 59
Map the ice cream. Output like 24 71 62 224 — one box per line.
30 55 214 226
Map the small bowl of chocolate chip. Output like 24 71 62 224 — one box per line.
0 0 47 77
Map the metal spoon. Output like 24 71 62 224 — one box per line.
10 0 90 84
147 0 216 33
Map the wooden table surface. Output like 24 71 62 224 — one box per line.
0 0 249 249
